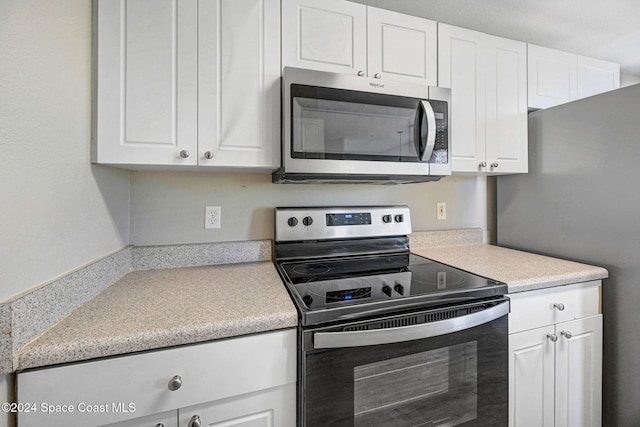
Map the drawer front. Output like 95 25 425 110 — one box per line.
17 329 296 427
509 281 601 334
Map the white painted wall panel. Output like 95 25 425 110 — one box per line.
0 0 130 303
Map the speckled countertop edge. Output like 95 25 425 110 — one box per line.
18 262 297 370
12 230 609 372
412 244 608 293
4 240 277 374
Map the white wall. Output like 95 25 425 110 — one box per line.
621 73 640 87
131 172 488 245
1 2 131 418
0 0 130 302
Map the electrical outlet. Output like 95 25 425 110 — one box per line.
437 202 447 220
437 272 447 289
205 206 221 229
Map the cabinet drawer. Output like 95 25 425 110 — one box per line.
508 281 600 334
17 329 296 427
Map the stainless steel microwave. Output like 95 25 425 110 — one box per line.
273 67 451 184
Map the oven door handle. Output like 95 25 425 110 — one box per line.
313 300 509 349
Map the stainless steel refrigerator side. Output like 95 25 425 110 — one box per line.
496 83 640 427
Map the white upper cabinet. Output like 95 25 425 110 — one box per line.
528 44 578 109
281 0 367 75
282 0 437 85
93 0 199 166
93 0 281 171
485 35 528 174
439 24 527 174
528 44 620 109
577 55 621 99
367 7 437 85
438 24 485 173
198 0 281 170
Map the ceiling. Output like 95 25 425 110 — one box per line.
351 0 640 77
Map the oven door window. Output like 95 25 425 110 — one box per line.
302 315 507 427
291 85 422 162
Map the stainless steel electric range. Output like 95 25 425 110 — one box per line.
273 206 510 427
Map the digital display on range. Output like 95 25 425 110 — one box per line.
326 212 371 226
326 287 372 303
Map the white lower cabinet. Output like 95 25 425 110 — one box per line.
178 384 295 427
17 329 296 427
102 410 177 427
508 282 603 427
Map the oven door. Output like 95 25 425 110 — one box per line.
299 298 509 427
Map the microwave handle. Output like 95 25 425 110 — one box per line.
313 300 509 349
414 100 437 161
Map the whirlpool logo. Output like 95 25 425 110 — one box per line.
369 82 385 89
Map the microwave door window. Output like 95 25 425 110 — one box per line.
292 96 420 162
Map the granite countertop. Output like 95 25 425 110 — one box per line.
15 231 609 372
412 244 608 293
18 261 297 371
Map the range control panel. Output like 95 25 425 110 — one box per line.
295 271 413 309
275 206 412 242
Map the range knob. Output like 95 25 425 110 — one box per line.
302 295 313 306
394 214 404 223
382 285 392 297
287 217 298 227
382 215 392 223
302 216 313 226
394 283 404 295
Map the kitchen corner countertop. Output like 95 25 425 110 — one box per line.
18 262 298 371
412 244 608 293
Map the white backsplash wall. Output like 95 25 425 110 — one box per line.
131 172 488 246
0 0 131 303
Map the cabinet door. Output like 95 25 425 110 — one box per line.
509 326 555 427
17 330 296 427
577 56 620 99
485 35 528 174
178 383 296 427
100 410 177 427
555 315 603 427
94 0 198 166
528 44 577 109
438 24 487 173
282 0 367 75
198 0 280 170
367 7 437 85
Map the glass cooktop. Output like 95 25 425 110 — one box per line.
276 252 506 326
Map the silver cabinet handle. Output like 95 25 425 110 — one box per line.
179 150 190 159
553 303 565 311
491 162 499 168
479 161 487 168
547 333 558 342
357 70 365 77
374 73 381 79
561 331 572 339
168 375 182 391
203 151 214 159
314 300 509 349
189 415 202 427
